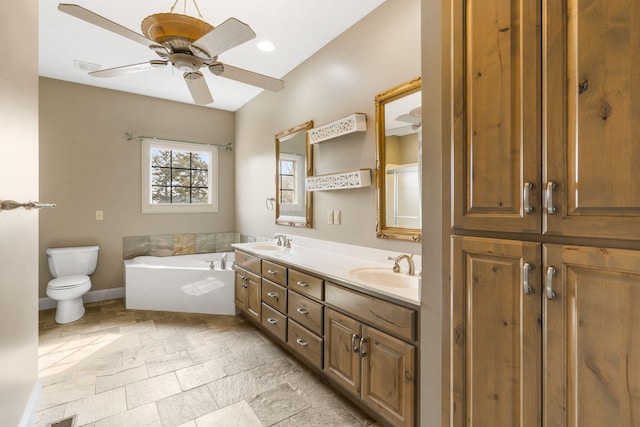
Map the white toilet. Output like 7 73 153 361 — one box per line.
46 245 100 324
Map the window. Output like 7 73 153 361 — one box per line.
279 157 298 205
142 139 218 213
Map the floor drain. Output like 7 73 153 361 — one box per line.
50 415 76 427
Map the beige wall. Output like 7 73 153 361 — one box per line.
0 0 40 424
235 0 421 254
38 78 236 297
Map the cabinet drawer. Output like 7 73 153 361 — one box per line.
234 251 261 275
288 291 323 335
262 260 287 286
325 283 416 342
261 303 287 342
287 319 323 370
261 279 287 314
288 269 324 300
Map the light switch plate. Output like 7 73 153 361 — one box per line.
327 210 334 224
333 210 341 225
96 210 104 221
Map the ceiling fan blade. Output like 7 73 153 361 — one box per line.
395 113 421 126
58 4 156 48
89 61 167 78
209 63 284 92
184 72 214 105
191 18 256 58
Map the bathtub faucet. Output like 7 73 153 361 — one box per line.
209 260 215 270
220 253 228 270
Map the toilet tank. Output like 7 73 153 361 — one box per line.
46 245 100 278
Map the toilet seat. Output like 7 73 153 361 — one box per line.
48 274 90 290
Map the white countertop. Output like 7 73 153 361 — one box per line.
232 236 421 306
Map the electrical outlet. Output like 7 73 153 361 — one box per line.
95 210 104 221
333 210 341 225
327 210 334 224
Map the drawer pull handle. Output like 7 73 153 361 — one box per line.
351 334 360 353
267 292 278 298
359 337 367 357
524 182 534 214
241 276 248 288
296 281 309 287
267 269 278 275
523 262 533 295
267 317 278 325
546 266 557 300
296 307 309 315
296 338 308 347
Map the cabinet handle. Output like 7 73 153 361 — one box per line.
523 262 533 295
296 338 308 347
267 269 278 275
351 334 360 353
296 307 308 315
524 182 534 214
546 266 557 300
296 281 309 287
267 292 278 299
267 317 278 324
359 337 367 357
546 181 557 215
241 276 248 288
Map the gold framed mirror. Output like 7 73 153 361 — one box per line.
275 120 314 228
375 77 422 241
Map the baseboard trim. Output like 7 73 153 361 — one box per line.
21 379 41 427
39 287 125 311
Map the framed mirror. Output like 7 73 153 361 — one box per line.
375 77 422 241
275 120 314 228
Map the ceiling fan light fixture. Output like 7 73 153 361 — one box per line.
141 13 213 48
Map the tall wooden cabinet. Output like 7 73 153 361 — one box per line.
452 0 640 425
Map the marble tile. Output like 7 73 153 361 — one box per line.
206 370 263 408
150 234 174 256
125 372 182 409
248 383 311 426
215 232 238 252
288 402 368 427
195 233 217 254
119 319 157 335
174 233 196 255
95 364 149 393
64 387 127 425
31 404 66 427
217 347 266 376
156 385 218 427
187 340 230 364
39 373 96 410
122 340 166 368
146 349 193 377
123 236 151 259
194 400 262 427
93 402 161 427
251 357 305 391
175 359 226 390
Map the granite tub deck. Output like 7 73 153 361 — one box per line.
35 299 381 427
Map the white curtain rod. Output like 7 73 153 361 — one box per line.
124 132 233 151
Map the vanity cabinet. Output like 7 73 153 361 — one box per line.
234 268 261 323
234 250 418 426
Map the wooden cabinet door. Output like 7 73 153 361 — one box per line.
234 269 248 312
245 272 261 322
452 236 542 427
453 0 541 234
544 0 640 240
324 308 361 397
544 245 640 427
361 325 415 427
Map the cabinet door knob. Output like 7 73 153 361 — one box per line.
524 182 534 214
296 307 309 315
267 317 278 324
546 266 557 300
296 338 308 347
546 181 557 215
351 334 360 353
523 262 533 295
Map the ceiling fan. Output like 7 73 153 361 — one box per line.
58 2 285 105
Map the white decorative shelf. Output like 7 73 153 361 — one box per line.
307 113 367 144
306 169 372 191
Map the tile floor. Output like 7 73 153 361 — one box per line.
35 299 380 427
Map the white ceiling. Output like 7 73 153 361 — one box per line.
39 0 386 112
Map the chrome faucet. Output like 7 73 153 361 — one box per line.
275 234 291 247
220 253 228 270
387 254 415 276
208 260 215 270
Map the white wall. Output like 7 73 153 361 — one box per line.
38 79 236 297
0 0 41 424
235 0 421 254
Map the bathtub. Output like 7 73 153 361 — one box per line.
124 252 236 315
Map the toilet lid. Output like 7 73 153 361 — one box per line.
48 275 90 290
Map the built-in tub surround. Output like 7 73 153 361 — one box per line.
233 236 421 305
123 232 270 259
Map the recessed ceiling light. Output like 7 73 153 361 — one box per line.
257 40 276 52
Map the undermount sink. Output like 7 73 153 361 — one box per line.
348 267 419 289
248 243 282 251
